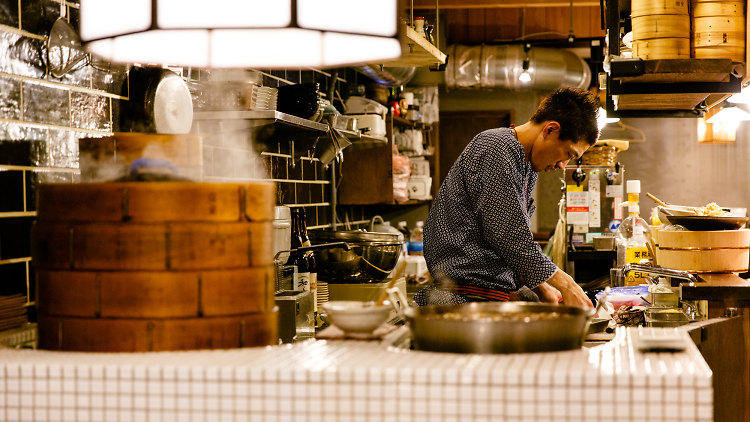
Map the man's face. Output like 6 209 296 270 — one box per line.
530 126 590 173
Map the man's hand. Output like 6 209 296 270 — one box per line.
545 268 593 308
532 282 562 303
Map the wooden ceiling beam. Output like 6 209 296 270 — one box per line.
412 0 600 8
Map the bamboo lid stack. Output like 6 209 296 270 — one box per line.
631 0 691 59
691 0 746 61
32 182 279 352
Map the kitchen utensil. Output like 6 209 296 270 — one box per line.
121 67 193 134
646 192 669 208
375 276 400 307
277 83 321 119
586 318 610 334
322 301 392 334
387 287 597 354
308 230 402 282
662 215 748 230
47 1 88 78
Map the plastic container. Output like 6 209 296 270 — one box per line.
596 285 650 310
410 221 424 256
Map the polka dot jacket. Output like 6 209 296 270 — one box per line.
423 127 557 293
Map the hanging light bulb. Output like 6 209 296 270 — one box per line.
597 107 620 130
79 0 401 68
518 44 532 83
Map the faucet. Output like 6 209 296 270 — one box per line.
621 264 699 285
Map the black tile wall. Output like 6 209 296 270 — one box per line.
0 263 27 296
0 170 24 212
0 0 19 28
0 216 34 260
0 76 21 120
20 0 59 36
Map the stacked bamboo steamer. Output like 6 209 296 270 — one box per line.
631 0 691 59
692 0 746 61
32 182 278 352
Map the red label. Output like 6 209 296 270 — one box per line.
567 207 589 213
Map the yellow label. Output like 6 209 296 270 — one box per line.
567 185 584 192
624 247 650 286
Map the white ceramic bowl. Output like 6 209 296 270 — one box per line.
322 301 392 334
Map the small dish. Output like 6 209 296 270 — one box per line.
322 301 392 334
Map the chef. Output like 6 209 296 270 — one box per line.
416 87 597 308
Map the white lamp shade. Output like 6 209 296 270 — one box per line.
80 0 400 68
727 90 750 104
706 107 750 124
157 0 292 29
298 0 398 37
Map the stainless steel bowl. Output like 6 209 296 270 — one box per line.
308 230 402 282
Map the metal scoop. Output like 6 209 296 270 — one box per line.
47 1 88 78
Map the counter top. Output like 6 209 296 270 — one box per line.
0 327 713 422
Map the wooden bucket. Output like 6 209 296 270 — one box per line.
632 0 689 17
655 229 750 272
632 15 691 40
633 38 691 59
33 182 279 352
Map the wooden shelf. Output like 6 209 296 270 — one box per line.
377 25 447 68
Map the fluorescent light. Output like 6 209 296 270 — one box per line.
707 107 750 124
727 89 750 104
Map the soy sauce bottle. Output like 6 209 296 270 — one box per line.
286 209 311 292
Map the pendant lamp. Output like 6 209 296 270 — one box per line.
79 0 401 68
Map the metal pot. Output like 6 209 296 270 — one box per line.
121 67 193 134
388 288 596 354
308 230 401 282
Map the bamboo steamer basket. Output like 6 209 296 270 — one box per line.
632 15 691 40
632 0 689 17
33 182 279 352
692 15 746 61
692 2 745 17
655 229 750 272
633 38 691 58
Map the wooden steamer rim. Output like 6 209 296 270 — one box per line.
692 2 746 17
36 182 276 223
631 0 689 17
37 309 279 352
632 38 691 59
32 221 274 271
37 267 276 319
632 15 691 40
694 31 746 46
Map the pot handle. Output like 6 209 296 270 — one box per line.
386 286 408 320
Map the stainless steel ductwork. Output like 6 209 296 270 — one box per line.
445 44 591 91
353 65 418 87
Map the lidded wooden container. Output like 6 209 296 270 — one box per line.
655 228 750 272
631 0 691 59
691 0 746 61
32 182 278 352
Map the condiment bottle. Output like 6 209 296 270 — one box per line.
414 17 426 38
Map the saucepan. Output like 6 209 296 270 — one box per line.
387 287 608 354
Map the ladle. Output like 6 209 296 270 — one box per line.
47 0 88 78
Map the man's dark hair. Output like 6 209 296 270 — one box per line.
530 87 600 146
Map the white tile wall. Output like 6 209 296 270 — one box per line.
0 327 713 421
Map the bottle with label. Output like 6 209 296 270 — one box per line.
286 208 314 294
410 221 424 256
298 208 317 308
616 205 651 286
397 221 411 254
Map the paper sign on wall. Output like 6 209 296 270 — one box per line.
606 185 623 198
567 191 589 225
588 178 601 228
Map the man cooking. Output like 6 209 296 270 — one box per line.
416 87 597 308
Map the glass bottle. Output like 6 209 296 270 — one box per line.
410 221 424 256
297 208 317 309
286 209 311 292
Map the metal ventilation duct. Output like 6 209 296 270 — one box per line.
445 44 591 91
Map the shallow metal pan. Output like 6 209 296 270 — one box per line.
664 215 748 231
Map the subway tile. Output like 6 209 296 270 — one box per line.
0 139 42 166
71 91 110 131
21 0 60 36
0 76 21 120
24 170 36 211
271 156 287 180
202 146 213 177
46 129 79 168
271 70 285 81
212 148 234 178
0 216 34 260
287 159 302 181
286 70 300 85
277 182 295 205
0 124 47 145
23 82 70 127
322 184 330 204
0 262 28 296
346 68 357 84
0 32 45 78
310 183 323 203
67 4 78 31
110 98 120 132
301 159 314 181
314 161 326 181
295 183 310 205
49 62 91 89
0 1 19 27
0 170 25 212
262 75 278 88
